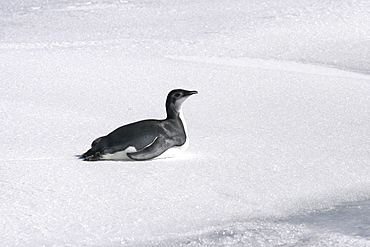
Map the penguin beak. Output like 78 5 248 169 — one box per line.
185 90 198 96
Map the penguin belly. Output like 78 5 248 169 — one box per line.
99 138 189 161
100 146 137 161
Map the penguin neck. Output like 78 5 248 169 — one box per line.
179 108 187 132
166 95 190 119
166 101 180 119
166 103 187 131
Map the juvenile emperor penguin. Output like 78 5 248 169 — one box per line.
81 89 198 161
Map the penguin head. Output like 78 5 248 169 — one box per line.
166 89 198 117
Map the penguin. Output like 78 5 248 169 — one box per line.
81 89 198 161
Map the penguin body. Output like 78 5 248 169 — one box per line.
81 89 197 161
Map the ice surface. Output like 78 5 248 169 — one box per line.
1 0 370 246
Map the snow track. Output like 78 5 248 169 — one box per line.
167 55 370 79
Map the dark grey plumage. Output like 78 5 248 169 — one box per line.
81 89 197 161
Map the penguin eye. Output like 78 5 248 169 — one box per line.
174 92 181 98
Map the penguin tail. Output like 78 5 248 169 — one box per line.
80 149 101 161
79 137 105 161
80 149 90 160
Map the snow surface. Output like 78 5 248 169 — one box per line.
1 0 370 246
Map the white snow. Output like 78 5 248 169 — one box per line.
1 0 370 246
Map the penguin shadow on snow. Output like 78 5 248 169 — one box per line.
79 89 198 162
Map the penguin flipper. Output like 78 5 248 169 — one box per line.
127 135 176 161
